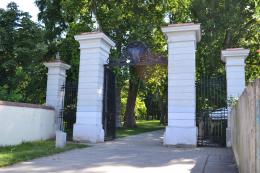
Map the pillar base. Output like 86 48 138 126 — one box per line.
226 127 231 147
73 123 104 143
55 130 67 148
164 126 197 146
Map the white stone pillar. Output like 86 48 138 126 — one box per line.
221 48 249 147
44 60 71 130
162 23 201 146
73 32 115 143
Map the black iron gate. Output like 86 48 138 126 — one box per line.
103 65 116 140
196 75 227 147
60 82 78 141
102 41 167 141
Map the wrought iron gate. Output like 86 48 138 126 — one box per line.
102 41 167 141
60 82 78 141
196 75 227 147
103 65 116 140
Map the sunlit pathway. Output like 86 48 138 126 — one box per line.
0 130 238 173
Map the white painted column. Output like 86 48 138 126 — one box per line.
44 60 71 130
221 48 249 147
73 32 115 143
162 23 201 146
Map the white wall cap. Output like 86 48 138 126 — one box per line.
44 61 71 70
161 23 201 42
74 32 115 48
221 48 250 62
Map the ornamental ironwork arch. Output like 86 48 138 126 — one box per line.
107 41 167 67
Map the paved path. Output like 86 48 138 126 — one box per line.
0 130 238 173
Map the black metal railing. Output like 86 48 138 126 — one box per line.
59 82 78 140
102 65 116 140
196 75 228 147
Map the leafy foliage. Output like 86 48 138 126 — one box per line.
191 0 260 79
191 0 260 111
0 3 47 103
1 0 259 124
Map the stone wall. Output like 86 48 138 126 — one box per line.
0 101 55 146
231 78 260 173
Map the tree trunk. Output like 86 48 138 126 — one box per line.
160 91 168 125
124 78 139 128
115 86 122 128
159 96 166 125
224 30 233 49
144 92 152 120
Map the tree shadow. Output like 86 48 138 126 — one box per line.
0 131 237 173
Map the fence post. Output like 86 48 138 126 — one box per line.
162 23 201 146
74 32 115 143
256 79 260 173
44 60 71 130
221 48 249 147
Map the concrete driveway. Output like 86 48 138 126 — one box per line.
0 130 238 173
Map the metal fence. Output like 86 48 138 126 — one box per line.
196 75 228 147
59 82 78 141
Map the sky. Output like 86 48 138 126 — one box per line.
0 0 39 22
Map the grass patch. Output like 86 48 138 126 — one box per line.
0 140 87 167
116 120 165 138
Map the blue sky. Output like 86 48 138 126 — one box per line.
0 0 39 22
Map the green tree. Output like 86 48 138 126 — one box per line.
191 0 260 79
36 0 170 128
88 0 168 127
34 0 260 129
0 2 47 103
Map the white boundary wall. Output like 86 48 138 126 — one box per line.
0 101 55 146
231 79 260 173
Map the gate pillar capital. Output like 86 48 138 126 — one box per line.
162 23 201 44
162 23 201 146
74 32 115 63
73 32 115 143
221 48 249 63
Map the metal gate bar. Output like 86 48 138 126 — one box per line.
60 82 78 141
103 65 116 140
196 75 227 147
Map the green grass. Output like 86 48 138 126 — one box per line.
116 120 165 138
0 140 87 167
